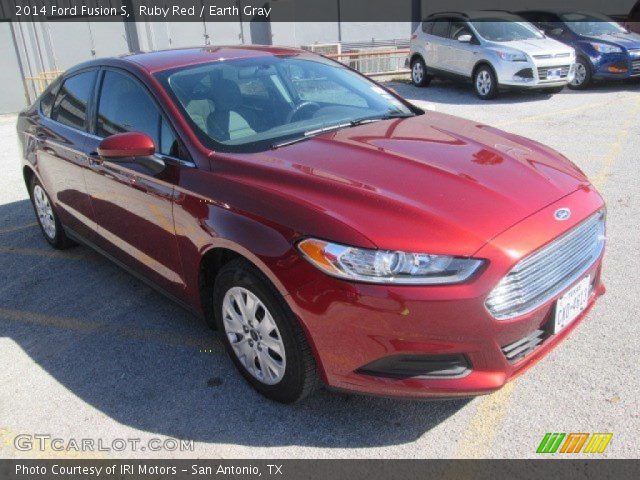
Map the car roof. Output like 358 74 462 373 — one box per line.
66 45 309 76
426 10 525 21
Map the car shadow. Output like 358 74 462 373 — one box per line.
0 198 470 448
386 77 640 106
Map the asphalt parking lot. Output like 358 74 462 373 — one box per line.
1 79 639 459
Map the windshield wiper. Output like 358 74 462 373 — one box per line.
271 114 414 149
351 113 415 126
271 122 352 149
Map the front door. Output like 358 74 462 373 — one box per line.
83 68 188 296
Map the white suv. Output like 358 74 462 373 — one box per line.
409 11 576 99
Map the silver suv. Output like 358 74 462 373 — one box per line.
409 11 576 99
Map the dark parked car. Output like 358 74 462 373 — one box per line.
519 10 640 88
624 1 640 33
17 46 605 403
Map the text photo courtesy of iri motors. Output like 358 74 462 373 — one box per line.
0 0 639 478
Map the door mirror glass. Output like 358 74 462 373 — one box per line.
458 34 472 43
97 132 156 159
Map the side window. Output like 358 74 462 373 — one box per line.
50 71 96 130
40 79 61 118
422 21 434 34
97 71 158 141
96 70 180 157
160 117 180 158
431 20 451 38
450 21 472 40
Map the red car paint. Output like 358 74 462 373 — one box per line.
18 46 605 398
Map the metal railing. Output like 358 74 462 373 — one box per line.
25 70 63 98
325 48 410 76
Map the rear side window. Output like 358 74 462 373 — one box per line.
40 79 61 117
50 71 96 130
431 20 451 38
96 70 179 157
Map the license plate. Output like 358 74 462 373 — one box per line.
553 276 591 334
546 68 562 80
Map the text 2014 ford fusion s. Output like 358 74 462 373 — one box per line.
17 46 605 403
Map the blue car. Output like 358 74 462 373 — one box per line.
518 10 640 88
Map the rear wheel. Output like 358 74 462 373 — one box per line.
411 57 432 87
568 57 592 89
474 65 499 99
213 259 320 403
29 177 75 249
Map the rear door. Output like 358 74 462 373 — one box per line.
82 68 190 296
35 70 98 240
427 18 453 71
447 19 480 76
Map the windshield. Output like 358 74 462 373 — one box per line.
560 13 628 36
155 55 414 152
471 20 544 42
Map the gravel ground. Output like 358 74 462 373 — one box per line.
0 78 638 459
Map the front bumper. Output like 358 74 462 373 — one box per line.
288 186 605 398
496 59 575 88
590 51 640 79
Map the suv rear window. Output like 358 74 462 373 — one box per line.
421 21 434 33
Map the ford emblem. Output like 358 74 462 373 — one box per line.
554 208 571 221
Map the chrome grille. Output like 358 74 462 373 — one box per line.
486 211 605 320
502 330 547 363
537 65 571 80
632 59 640 74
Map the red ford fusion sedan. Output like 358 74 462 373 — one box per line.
17 46 605 403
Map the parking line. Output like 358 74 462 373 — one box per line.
494 99 613 127
0 222 38 234
591 98 640 189
453 382 516 458
0 307 221 351
0 246 88 260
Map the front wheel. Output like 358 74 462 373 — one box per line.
568 58 592 89
213 259 320 403
474 66 499 99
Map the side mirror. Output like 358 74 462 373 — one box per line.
458 34 472 43
97 132 155 159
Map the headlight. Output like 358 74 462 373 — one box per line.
297 238 484 285
496 51 528 62
591 43 622 54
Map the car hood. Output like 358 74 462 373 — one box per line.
580 32 640 49
490 37 574 55
231 113 589 256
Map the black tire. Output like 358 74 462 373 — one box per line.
29 176 75 249
213 259 320 403
541 86 565 94
474 65 499 99
410 57 432 87
568 57 592 90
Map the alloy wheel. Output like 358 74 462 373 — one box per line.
222 286 286 385
412 61 424 84
33 185 56 239
476 70 492 96
572 63 587 87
